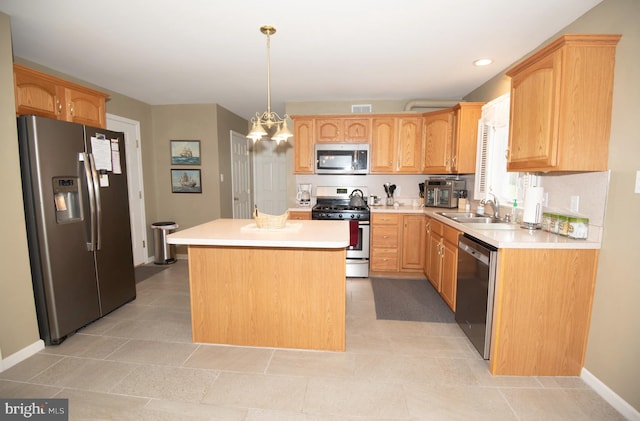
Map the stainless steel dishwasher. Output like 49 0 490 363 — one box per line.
455 234 498 359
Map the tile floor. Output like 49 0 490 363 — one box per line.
0 261 625 420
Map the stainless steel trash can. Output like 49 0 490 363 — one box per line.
151 221 178 264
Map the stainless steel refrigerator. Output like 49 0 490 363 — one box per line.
18 115 136 345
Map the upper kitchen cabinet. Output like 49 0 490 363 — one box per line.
370 114 422 173
450 103 484 173
370 117 397 173
292 117 315 174
14 64 109 128
422 109 453 173
315 117 371 143
422 103 484 174
506 34 620 172
396 116 423 173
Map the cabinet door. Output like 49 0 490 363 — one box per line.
401 214 425 270
423 110 453 173
293 118 315 173
440 239 458 311
451 103 483 174
426 234 442 291
507 51 559 170
315 119 342 143
423 218 431 278
65 87 106 128
370 118 397 173
343 118 371 143
14 66 65 120
396 117 423 173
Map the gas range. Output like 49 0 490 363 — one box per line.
311 186 370 278
312 186 370 221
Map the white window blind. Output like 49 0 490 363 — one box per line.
474 93 520 204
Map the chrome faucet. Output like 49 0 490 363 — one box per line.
483 193 500 219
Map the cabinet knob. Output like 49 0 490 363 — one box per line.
56 99 62 114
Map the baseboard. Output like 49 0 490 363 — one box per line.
0 340 45 372
581 368 640 420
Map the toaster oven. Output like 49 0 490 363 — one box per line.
424 179 466 208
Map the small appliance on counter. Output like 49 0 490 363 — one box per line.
424 178 466 208
296 183 312 206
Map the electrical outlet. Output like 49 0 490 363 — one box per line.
570 195 580 213
635 170 640 194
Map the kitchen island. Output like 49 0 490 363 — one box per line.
166 218 349 351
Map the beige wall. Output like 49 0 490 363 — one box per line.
151 105 220 254
466 0 640 410
0 12 41 359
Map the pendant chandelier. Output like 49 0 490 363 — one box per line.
246 25 293 144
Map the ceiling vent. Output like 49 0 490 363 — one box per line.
351 104 372 113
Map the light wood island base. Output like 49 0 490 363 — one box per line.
187 245 346 351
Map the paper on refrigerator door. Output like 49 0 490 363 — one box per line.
111 139 122 174
90 136 113 171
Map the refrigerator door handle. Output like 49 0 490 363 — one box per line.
88 153 103 250
80 152 96 251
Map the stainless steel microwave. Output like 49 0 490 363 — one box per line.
315 144 370 175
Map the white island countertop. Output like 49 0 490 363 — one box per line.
167 218 349 248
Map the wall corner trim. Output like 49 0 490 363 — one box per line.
0 340 45 373
581 368 640 420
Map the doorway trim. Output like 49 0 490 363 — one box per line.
106 113 148 265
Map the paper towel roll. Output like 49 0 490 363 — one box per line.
523 187 544 224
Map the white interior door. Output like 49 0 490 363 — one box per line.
106 114 147 265
231 131 251 218
253 140 288 214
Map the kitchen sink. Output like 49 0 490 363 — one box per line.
436 211 519 230
436 212 500 223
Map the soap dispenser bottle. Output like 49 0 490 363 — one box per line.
511 199 518 223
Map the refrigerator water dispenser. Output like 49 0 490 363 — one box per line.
53 177 82 223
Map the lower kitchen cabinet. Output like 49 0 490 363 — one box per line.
401 214 425 270
424 216 460 311
490 247 599 376
288 211 311 220
370 213 424 275
370 213 400 273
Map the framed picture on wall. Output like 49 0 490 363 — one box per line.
171 169 202 193
170 140 200 165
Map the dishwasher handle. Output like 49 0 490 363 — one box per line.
459 240 490 266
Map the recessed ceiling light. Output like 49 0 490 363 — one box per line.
473 58 493 67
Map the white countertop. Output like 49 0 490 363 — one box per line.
371 206 601 250
167 218 349 248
